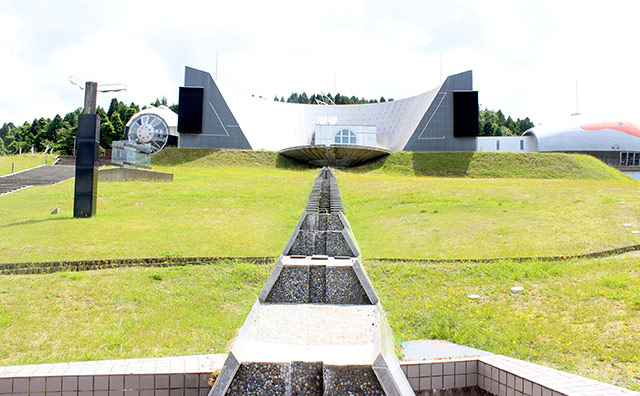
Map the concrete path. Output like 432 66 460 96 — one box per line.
0 165 75 195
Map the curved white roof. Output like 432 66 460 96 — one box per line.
523 119 640 152
225 86 441 152
125 105 178 129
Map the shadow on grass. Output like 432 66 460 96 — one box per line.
275 154 314 170
151 148 218 166
412 152 474 177
342 155 390 173
342 152 475 176
0 216 72 229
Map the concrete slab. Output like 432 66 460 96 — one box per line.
234 304 379 365
401 340 493 361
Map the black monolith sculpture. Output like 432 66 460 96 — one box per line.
73 82 100 218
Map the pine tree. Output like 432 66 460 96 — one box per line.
110 112 124 140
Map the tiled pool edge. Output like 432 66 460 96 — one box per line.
0 355 224 396
401 354 639 396
1 352 637 396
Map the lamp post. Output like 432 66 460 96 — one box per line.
69 77 126 217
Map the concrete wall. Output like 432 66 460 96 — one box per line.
178 67 252 150
403 71 477 152
476 136 536 152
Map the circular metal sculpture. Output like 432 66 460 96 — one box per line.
127 113 170 153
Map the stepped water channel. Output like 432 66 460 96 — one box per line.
210 167 413 396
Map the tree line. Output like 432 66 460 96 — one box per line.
273 92 393 105
0 98 176 156
0 95 534 156
479 108 534 136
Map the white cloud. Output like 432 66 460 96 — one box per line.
1 0 640 127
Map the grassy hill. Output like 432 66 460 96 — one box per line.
0 149 637 263
350 151 630 180
151 148 311 169
153 148 630 180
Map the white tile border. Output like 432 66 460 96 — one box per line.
1 353 638 395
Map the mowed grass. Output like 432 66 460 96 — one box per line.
0 166 317 263
350 151 631 180
0 262 269 365
1 257 638 390
369 256 640 391
1 153 639 263
337 171 640 259
0 154 52 176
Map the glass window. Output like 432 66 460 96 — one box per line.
496 140 500 150
334 129 357 145
520 140 524 150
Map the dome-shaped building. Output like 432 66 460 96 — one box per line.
522 120 640 166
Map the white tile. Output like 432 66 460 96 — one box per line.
533 383 542 396
419 364 431 377
407 364 420 378
524 380 532 394
507 373 515 388
515 376 523 391
419 377 430 390
444 375 455 388
444 362 455 375
432 376 443 390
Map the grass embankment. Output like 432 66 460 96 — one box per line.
0 150 638 263
0 154 53 176
338 171 640 259
151 147 311 169
351 151 630 180
1 257 638 390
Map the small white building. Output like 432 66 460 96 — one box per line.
476 136 536 152
314 124 377 147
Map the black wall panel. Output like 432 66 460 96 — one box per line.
178 87 204 134
453 91 479 137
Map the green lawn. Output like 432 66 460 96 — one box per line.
337 171 640 259
0 154 53 176
0 166 317 263
0 162 639 263
1 257 638 390
370 256 640 391
2 149 640 391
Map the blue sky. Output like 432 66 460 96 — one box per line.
2 0 639 126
